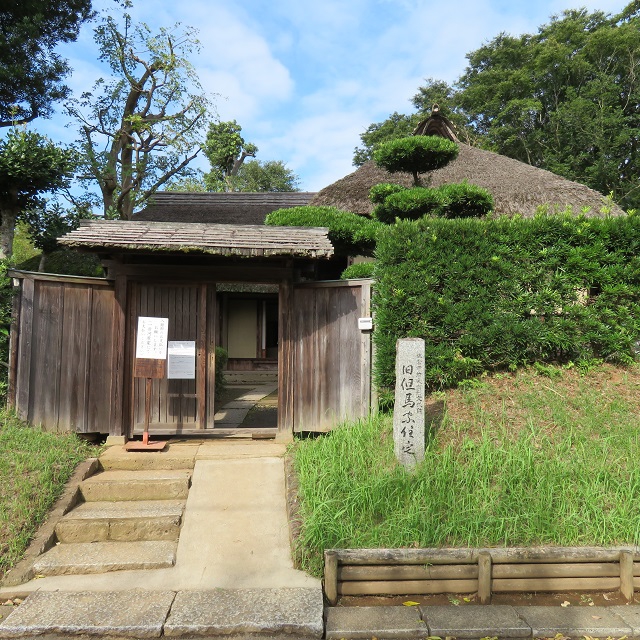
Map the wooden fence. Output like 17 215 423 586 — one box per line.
8 272 118 433
324 547 640 605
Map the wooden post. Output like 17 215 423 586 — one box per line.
324 551 339 605
478 552 492 604
277 278 294 441
7 278 22 409
620 551 634 602
112 275 127 437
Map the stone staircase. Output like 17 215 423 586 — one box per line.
32 458 192 577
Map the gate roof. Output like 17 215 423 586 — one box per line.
59 220 334 259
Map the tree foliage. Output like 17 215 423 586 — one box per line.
202 120 257 192
0 0 94 126
457 3 640 210
67 10 211 219
355 4 640 210
0 128 74 258
225 160 300 192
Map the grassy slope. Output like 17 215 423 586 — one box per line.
0 411 99 578
292 363 640 576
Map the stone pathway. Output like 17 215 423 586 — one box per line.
213 383 278 427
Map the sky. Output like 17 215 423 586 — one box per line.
37 0 629 196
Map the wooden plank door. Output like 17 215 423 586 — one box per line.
129 282 214 432
286 280 372 432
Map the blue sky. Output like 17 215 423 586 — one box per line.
36 0 628 195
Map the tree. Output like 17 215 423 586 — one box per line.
225 160 300 192
0 128 74 259
353 79 473 166
67 10 211 219
457 3 640 209
202 120 258 192
21 201 92 271
0 0 94 126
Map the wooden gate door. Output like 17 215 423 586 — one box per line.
286 280 372 432
128 282 215 434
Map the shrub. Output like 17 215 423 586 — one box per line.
265 206 381 256
215 346 228 401
438 182 493 218
368 183 407 205
373 137 459 185
373 215 640 392
341 262 375 280
373 187 442 223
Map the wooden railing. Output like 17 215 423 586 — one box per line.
324 547 640 605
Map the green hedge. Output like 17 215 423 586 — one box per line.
265 206 381 256
373 137 459 177
341 262 375 280
374 183 493 223
374 214 640 393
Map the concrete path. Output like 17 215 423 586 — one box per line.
0 441 317 594
214 383 278 427
326 603 640 639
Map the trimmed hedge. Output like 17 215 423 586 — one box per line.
341 261 375 280
437 182 493 218
373 137 459 182
265 206 381 256
369 183 407 205
373 183 494 223
373 214 640 393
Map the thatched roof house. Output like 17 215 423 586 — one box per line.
311 144 626 218
134 192 315 224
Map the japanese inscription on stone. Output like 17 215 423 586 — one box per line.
135 317 169 360
393 338 425 468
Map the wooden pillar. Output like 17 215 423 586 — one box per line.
197 284 207 430
7 278 22 409
478 552 492 604
111 275 127 437
360 280 372 417
620 551 634 602
15 277 34 422
277 278 294 441
324 551 339 605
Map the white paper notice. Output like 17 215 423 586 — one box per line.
167 341 196 379
136 317 169 360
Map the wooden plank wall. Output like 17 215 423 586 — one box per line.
9 274 117 433
130 283 209 431
290 280 372 432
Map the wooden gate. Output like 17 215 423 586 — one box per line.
127 282 216 434
282 279 372 433
9 272 118 433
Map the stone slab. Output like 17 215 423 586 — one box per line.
0 590 175 638
214 407 250 424
33 541 177 576
99 444 198 471
163 588 323 637
610 605 640 635
81 469 192 501
423 605 531 638
326 605 428 639
195 442 286 460
515 605 632 638
55 499 184 543
393 337 425 468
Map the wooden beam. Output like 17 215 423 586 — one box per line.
324 551 339 606
7 281 21 409
478 552 492 604
339 579 478 596
197 284 207 430
277 278 294 439
15 277 34 421
620 551 634 602
112 275 127 436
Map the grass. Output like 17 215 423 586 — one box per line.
292 363 640 576
0 410 100 578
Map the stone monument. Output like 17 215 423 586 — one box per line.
393 338 425 468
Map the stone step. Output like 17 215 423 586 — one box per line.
80 469 192 502
0 588 324 639
32 540 177 576
55 500 185 543
98 444 198 471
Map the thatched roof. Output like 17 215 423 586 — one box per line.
311 144 625 218
59 220 334 259
134 192 316 225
